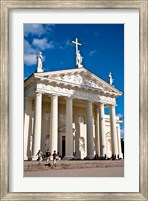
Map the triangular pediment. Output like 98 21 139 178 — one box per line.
26 67 122 97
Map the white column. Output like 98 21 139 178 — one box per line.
86 101 94 159
32 92 42 159
110 105 118 157
117 126 123 158
50 95 58 155
24 97 32 160
95 107 100 156
99 103 106 157
65 97 74 159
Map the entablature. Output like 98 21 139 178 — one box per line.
36 83 116 105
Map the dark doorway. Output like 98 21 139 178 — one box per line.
62 136 65 157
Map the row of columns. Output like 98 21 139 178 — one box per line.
95 103 122 158
31 93 74 159
24 92 122 160
85 102 122 159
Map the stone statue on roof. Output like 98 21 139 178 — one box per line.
108 72 114 85
37 52 44 73
72 38 83 68
76 50 83 68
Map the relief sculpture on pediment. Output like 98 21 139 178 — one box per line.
57 74 101 89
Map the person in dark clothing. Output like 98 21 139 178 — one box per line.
52 150 57 167
46 149 51 164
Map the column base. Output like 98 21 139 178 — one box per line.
85 155 94 160
24 156 28 161
111 154 119 160
64 155 74 160
118 153 123 159
31 156 38 161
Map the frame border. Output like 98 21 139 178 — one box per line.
0 0 147 200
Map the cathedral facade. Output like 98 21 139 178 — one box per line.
24 67 123 160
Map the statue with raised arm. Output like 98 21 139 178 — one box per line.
37 52 44 73
108 72 114 85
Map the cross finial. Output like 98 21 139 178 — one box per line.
72 38 81 53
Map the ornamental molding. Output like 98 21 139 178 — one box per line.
100 95 115 103
36 84 116 104
24 82 116 105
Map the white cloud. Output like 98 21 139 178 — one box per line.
44 24 55 32
24 24 46 36
24 24 46 37
24 54 37 66
32 38 54 50
89 50 96 56
24 24 55 37
65 39 72 46
24 40 38 66
59 39 72 50
24 40 36 54
24 40 37 66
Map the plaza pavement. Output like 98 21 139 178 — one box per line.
24 159 124 177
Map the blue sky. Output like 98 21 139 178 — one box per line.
24 24 124 138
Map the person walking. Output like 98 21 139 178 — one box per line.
46 149 51 165
36 150 43 161
52 150 57 167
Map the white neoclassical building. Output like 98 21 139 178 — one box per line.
24 38 123 160
24 66 123 160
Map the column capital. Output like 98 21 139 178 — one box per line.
35 91 43 96
87 100 93 105
51 94 58 99
99 102 105 107
109 103 116 107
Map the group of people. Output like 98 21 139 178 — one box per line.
36 149 58 167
